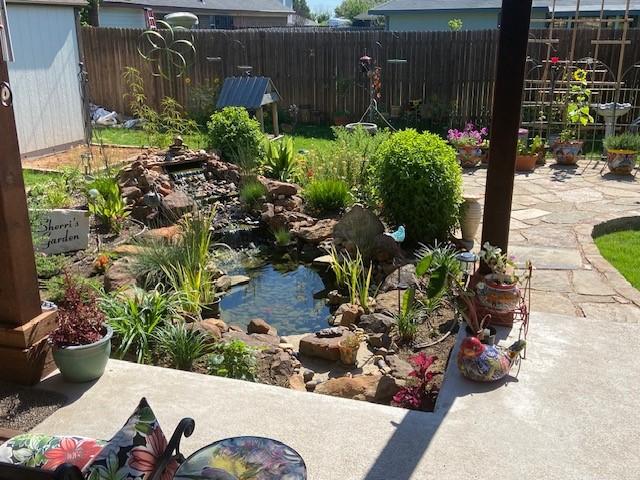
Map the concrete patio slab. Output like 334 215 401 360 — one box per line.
509 245 584 270
30 312 640 480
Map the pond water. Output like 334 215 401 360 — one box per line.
216 248 333 336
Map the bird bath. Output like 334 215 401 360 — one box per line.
595 102 632 138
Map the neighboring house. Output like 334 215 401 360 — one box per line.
99 0 294 29
6 0 87 158
369 0 640 31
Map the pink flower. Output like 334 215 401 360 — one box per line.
128 428 177 480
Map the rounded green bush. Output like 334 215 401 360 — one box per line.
374 129 462 243
304 178 352 215
207 107 263 161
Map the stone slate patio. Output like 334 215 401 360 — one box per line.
463 160 640 322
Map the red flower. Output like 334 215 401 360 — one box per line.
128 428 177 480
44 438 103 471
551 56 560 65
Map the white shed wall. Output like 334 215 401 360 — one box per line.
99 6 146 28
7 4 85 157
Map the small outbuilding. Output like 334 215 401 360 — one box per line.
216 76 282 136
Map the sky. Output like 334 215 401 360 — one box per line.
308 0 341 14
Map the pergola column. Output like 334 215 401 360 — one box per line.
0 45 56 384
480 0 533 256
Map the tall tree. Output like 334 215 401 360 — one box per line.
293 0 312 18
334 0 381 20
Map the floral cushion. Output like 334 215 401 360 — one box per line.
0 434 105 471
85 397 177 480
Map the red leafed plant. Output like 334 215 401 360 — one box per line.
49 274 106 348
391 353 437 410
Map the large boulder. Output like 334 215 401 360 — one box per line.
335 303 364 327
371 233 403 263
161 191 195 217
104 258 137 292
191 319 222 343
296 219 338 244
374 290 403 316
386 355 414 380
359 313 396 334
143 225 182 243
333 205 385 257
314 374 401 403
257 176 299 198
248 318 278 336
299 328 353 362
222 330 280 349
380 264 418 292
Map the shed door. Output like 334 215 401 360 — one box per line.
7 4 85 157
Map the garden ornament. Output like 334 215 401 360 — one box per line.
457 337 526 382
385 225 405 243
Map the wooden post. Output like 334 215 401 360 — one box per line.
271 102 279 137
0 41 56 384
480 0 533 257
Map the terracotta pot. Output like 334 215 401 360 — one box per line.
476 274 521 313
606 149 637 175
553 140 583 165
339 342 359 366
460 196 482 242
515 154 537 172
456 145 482 168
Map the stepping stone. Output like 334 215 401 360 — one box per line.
530 270 573 293
541 211 593 224
509 245 583 270
581 303 640 323
512 208 551 221
529 291 578 316
509 219 530 230
571 270 616 296
558 188 604 203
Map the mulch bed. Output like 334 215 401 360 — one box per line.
0 383 67 435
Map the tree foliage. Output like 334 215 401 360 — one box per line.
293 0 312 18
335 0 382 20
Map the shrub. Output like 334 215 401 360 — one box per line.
100 288 184 364
304 178 351 215
152 322 211 371
50 275 106 348
208 340 257 381
374 129 462 243
35 253 68 279
207 107 263 161
43 275 102 304
262 137 298 181
239 180 267 210
86 173 129 233
603 132 640 152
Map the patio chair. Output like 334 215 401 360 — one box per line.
0 398 195 480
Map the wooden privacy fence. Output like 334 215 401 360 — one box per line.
81 27 640 127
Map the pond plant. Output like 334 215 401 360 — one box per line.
208 340 258 381
239 179 268 211
152 322 211 371
86 173 129 233
262 136 298 182
303 178 351 215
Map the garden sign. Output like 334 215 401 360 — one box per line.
34 209 90 255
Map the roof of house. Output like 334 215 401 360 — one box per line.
102 0 293 14
217 76 281 110
370 0 638 14
7 0 87 6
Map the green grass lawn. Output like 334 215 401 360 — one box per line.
595 230 640 290
92 125 336 156
23 170 62 189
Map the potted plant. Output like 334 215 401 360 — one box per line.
603 132 640 175
50 275 112 383
448 123 488 168
476 243 521 314
532 135 547 165
553 68 594 165
515 137 541 172
457 290 496 345
339 332 363 366
480 139 490 164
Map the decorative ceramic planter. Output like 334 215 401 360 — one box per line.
606 149 637 175
52 326 112 383
456 145 482 168
480 147 490 164
515 154 537 172
201 298 221 318
553 141 583 165
460 196 482 242
476 274 521 314
536 148 547 165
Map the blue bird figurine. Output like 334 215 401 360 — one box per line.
385 225 406 243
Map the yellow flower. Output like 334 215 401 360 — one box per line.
209 453 250 477
573 69 587 83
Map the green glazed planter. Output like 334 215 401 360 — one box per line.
52 326 113 383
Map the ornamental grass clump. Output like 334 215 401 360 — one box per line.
303 178 351 215
374 129 463 243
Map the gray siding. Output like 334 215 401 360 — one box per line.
7 3 85 156
99 6 146 28
385 9 548 31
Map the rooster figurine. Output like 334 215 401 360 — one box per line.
457 337 526 382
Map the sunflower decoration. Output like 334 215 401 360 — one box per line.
573 68 588 84
138 20 196 79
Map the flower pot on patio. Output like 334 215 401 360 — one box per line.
476 274 521 314
52 326 113 383
460 196 482 242
536 148 547 165
456 145 482 168
606 149 637 175
553 140 583 165
515 154 537 172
